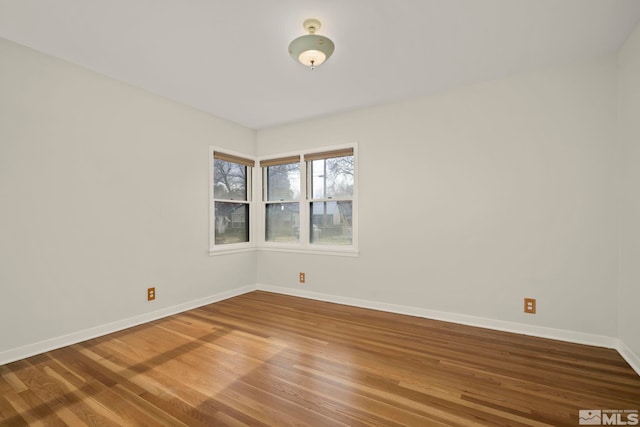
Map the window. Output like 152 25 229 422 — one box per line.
260 145 357 255
306 148 354 246
211 150 254 250
210 144 357 256
261 156 301 243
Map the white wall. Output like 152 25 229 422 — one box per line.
257 56 619 339
2 32 635 367
0 37 257 361
618 22 640 363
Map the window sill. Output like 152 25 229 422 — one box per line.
208 245 359 258
258 245 359 257
208 244 255 256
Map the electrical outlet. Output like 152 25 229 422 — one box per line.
148 287 156 301
299 272 306 284
524 298 536 314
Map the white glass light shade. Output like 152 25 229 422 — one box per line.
299 49 326 67
288 34 335 68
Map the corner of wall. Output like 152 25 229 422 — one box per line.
616 17 640 377
618 341 640 376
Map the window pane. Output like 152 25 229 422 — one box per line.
311 155 354 199
310 201 352 245
214 159 247 200
266 163 300 201
266 203 300 242
214 202 249 244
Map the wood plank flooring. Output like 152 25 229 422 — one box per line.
1 291 639 426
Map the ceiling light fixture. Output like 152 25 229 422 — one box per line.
288 19 335 70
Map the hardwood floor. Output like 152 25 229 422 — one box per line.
1 291 639 426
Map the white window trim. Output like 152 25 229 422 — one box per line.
257 142 359 257
208 146 257 256
209 143 359 258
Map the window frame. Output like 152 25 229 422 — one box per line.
258 143 358 257
209 146 257 255
209 143 358 257
261 155 303 245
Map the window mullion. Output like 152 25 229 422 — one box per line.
300 158 310 246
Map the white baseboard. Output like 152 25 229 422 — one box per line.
4 283 639 378
617 341 640 376
0 285 255 366
257 284 621 350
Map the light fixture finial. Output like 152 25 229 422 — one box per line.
303 19 321 34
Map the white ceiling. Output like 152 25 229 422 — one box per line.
1 1 640 130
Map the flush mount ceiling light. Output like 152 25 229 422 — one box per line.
288 19 335 70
